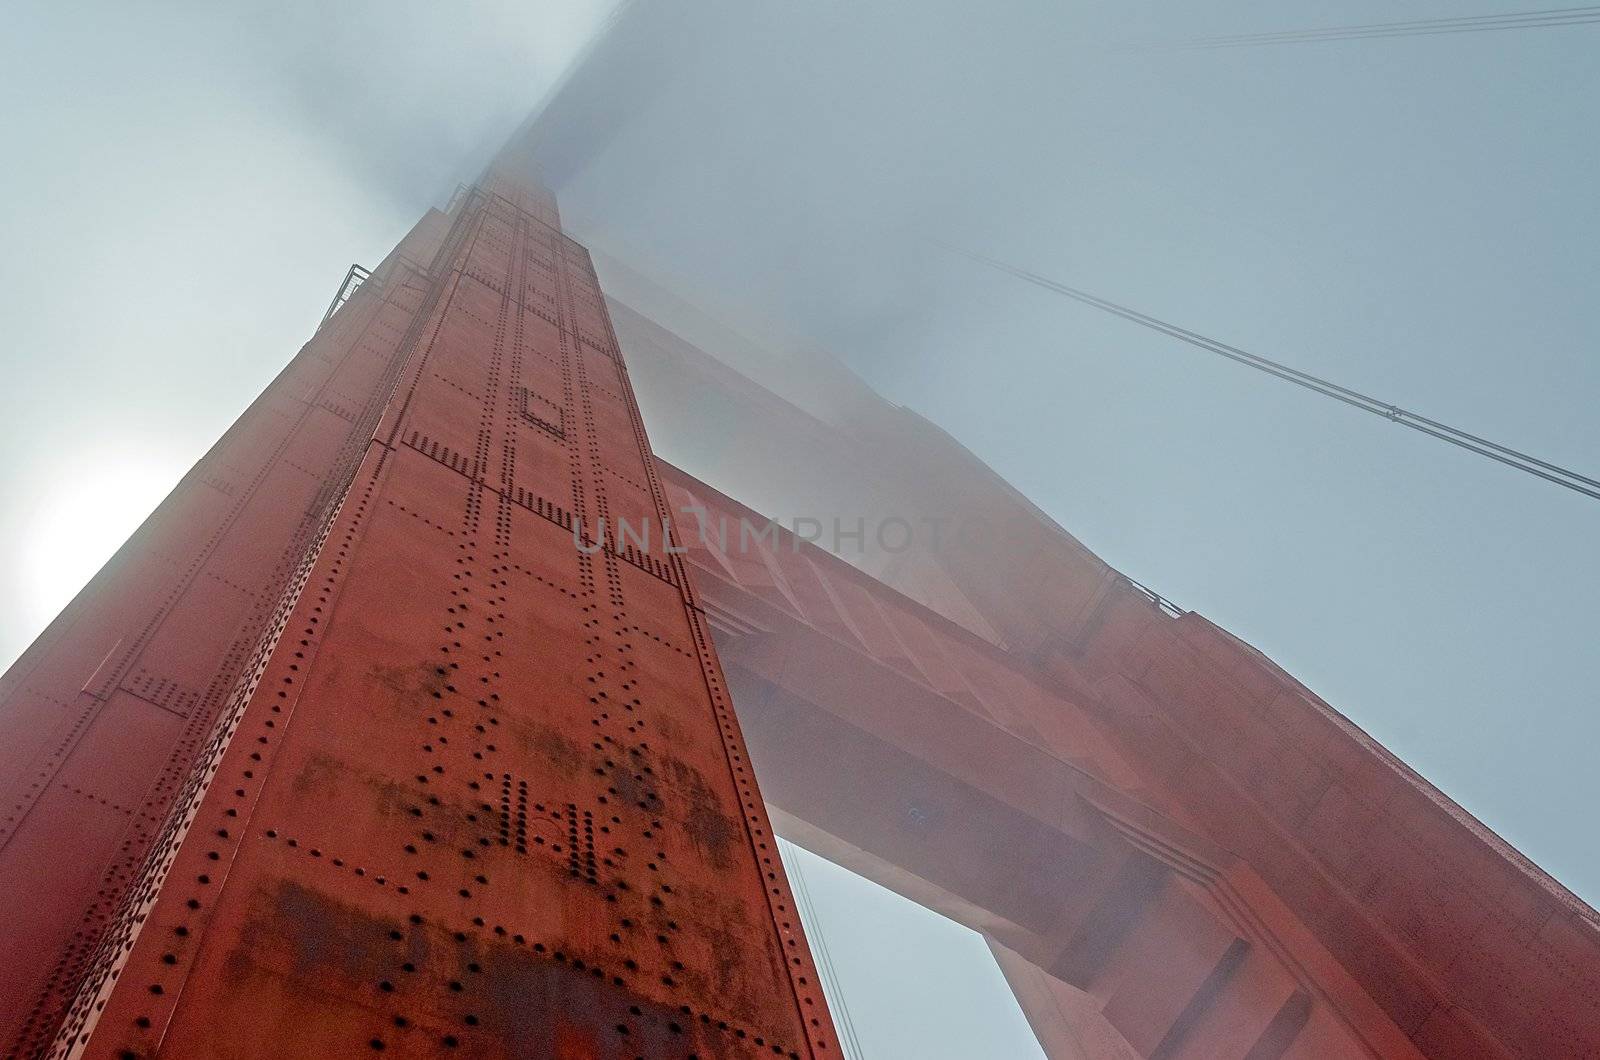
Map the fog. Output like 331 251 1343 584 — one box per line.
0 0 602 644
540 0 1600 905
3 1 1598 1055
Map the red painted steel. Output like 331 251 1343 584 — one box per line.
5 128 1600 1059
0 193 455 1059
604 275 1600 1057
1 156 839 1059
660 463 1415 1058
650 439 1600 1057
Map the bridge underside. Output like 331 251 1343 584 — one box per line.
659 461 1600 1060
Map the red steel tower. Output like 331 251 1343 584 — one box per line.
7 118 1600 1059
0 149 839 1059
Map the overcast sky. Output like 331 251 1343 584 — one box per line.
4 2 1598 1056
550 0 1600 902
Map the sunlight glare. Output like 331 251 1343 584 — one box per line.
20 448 184 637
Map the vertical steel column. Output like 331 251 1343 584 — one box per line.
5 157 838 1059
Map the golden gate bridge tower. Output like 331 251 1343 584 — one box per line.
3 121 1600 1060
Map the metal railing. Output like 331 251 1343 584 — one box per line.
321 263 372 324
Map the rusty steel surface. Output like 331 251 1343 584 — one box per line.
661 463 1414 1059
650 437 1600 1057
6 128 1600 1060
2 155 839 1059
601 274 1600 1058
0 197 454 1057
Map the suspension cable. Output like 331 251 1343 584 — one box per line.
943 245 1600 502
784 842 869 1059
1140 5 1600 49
